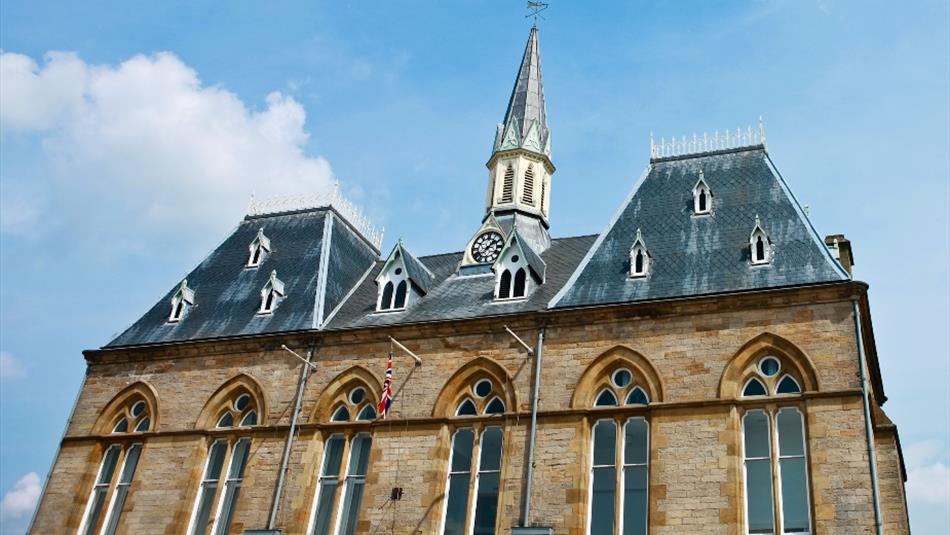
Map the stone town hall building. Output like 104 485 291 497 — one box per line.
32 27 909 535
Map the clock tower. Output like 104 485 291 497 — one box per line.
463 26 554 267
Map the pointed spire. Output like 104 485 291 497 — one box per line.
497 26 549 157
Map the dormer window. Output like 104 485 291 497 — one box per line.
375 242 432 312
629 228 650 278
693 170 712 215
750 216 773 265
247 228 271 267
169 280 195 322
492 231 544 301
259 270 285 313
378 269 408 311
497 263 528 300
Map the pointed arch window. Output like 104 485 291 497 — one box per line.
629 229 650 278
377 252 413 312
500 163 515 204
454 378 507 417
78 397 151 535
693 170 712 215
522 164 535 205
588 417 649 535
188 390 259 535
169 280 195 322
498 270 513 299
750 216 773 265
247 228 271 267
393 280 408 309
442 426 504 535
259 270 285 314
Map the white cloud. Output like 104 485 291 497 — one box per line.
905 440 950 506
0 352 26 379
0 51 336 254
0 472 40 520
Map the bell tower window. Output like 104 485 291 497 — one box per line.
500 163 514 204
522 164 535 205
629 228 650 278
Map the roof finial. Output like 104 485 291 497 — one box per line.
526 1 549 24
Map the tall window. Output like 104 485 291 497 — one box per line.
742 408 811 534
589 418 649 535
522 164 535 205
308 386 377 535
497 267 527 299
500 163 514 203
78 399 151 535
188 392 258 535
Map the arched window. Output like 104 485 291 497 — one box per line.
380 282 394 311
742 408 811 534
169 279 195 322
589 418 649 535
259 270 285 314
394 280 408 309
522 164 535 205
453 378 507 417
693 171 712 215
78 395 152 535
498 270 512 299
188 389 260 535
739 355 806 399
750 216 773 265
308 379 378 535
629 229 650 278
500 163 514 203
442 426 504 535
513 268 527 298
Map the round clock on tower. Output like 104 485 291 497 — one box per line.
471 231 504 263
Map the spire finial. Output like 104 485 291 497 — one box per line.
526 1 549 24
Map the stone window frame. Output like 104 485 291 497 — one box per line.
740 405 814 535
438 424 506 535
586 416 650 535
719 333 819 400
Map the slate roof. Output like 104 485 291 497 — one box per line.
501 26 547 147
551 146 849 309
325 235 596 330
106 207 378 347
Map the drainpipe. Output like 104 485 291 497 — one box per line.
267 343 317 531
852 301 884 535
520 327 545 528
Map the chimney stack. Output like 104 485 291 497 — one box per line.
825 234 855 276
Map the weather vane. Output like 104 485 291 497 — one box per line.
526 1 549 23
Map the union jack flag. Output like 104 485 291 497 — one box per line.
377 354 393 419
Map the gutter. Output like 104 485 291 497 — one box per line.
852 300 884 535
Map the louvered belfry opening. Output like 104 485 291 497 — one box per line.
522 164 535 205
501 163 514 203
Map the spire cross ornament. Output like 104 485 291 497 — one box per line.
526 1 549 23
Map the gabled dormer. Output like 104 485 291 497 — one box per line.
692 170 712 215
492 229 546 300
168 279 195 322
259 270 285 314
750 216 774 265
375 241 434 312
629 228 650 278
247 228 271 267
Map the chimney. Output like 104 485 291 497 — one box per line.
825 234 855 276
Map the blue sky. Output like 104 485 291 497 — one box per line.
0 0 947 532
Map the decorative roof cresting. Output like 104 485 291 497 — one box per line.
247 183 383 250
651 118 767 160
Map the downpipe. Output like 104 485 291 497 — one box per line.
852 300 884 535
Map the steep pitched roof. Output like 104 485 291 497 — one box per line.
552 146 849 308
495 228 547 281
378 241 435 294
106 207 378 347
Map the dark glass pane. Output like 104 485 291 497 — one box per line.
131 401 146 417
457 399 477 416
474 380 493 398
759 358 780 377
595 389 618 407
776 376 801 395
357 405 376 421
118 445 141 484
479 428 503 471
484 398 505 414
743 378 767 397
113 418 129 433
625 387 649 405
234 394 250 412
450 429 475 472
513 268 526 297
699 191 707 211
190 484 217 535
322 437 346 477
756 237 765 260
499 270 511 299
443 473 470 535
310 480 339 535
134 417 150 432
590 467 616 535
624 419 648 465
331 405 350 422
338 480 366 535
240 410 257 427
472 472 499 535
613 369 632 388
213 483 241 535
381 282 394 310
780 457 810 532
102 486 129 535
228 439 251 479
205 441 228 481
348 435 372 476
744 411 771 459
217 412 234 428
777 410 805 457
98 447 121 484
746 459 774 533
350 388 365 404
622 465 648 535
593 420 617 466
81 489 109 535
635 251 643 273
394 281 408 308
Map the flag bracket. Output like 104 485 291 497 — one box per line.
504 325 534 356
389 336 423 366
281 345 319 371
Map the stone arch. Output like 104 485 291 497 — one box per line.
92 381 159 434
719 332 820 399
195 374 268 429
571 345 664 408
312 365 383 423
432 356 518 418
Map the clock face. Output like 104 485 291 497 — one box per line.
471 232 504 263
